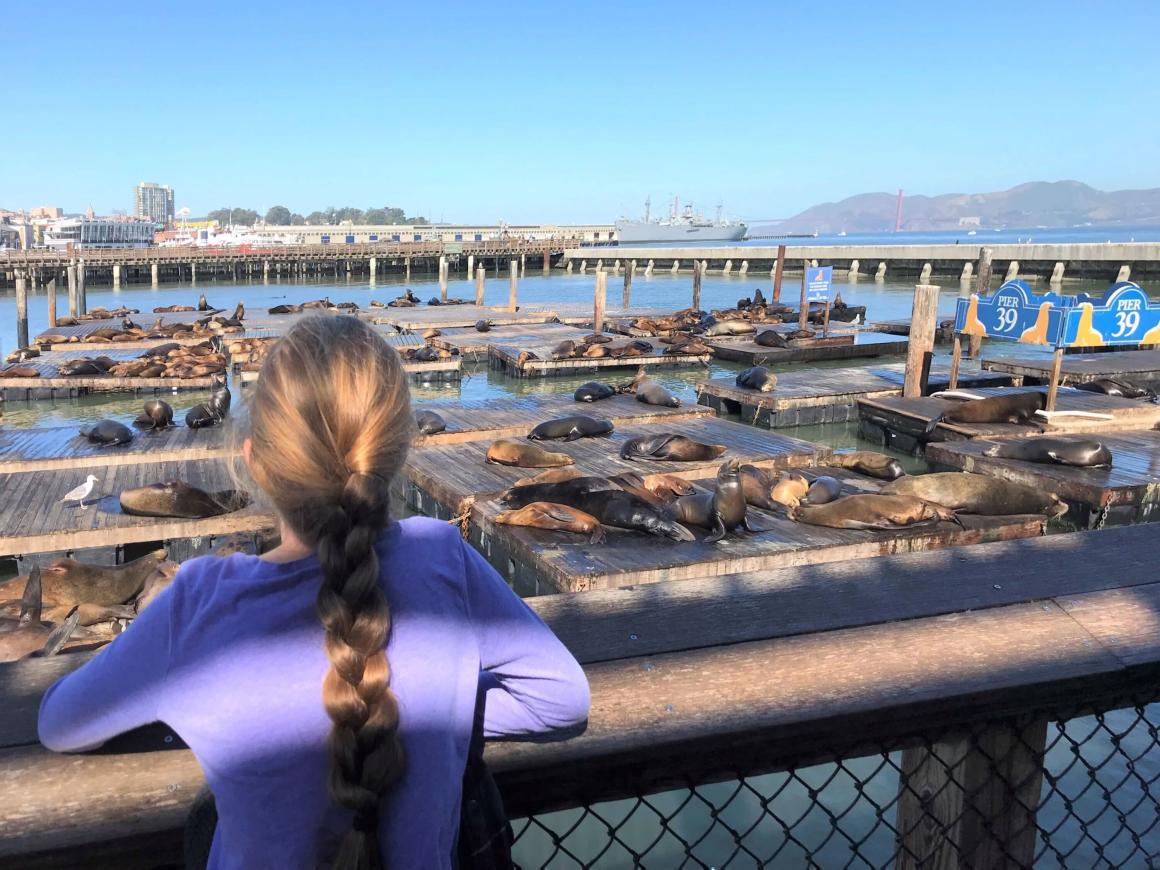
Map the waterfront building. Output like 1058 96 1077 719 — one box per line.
44 216 155 249
135 182 175 226
247 222 615 245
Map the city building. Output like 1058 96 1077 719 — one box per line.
44 216 155 249
29 206 63 219
134 182 175 226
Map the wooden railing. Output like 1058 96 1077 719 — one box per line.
1 526 1158 868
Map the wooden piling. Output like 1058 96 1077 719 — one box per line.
542 250 550 272
773 244 786 302
623 260 633 307
439 255 448 302
969 247 993 358
475 266 486 306
692 260 702 311
948 336 963 390
594 270 607 335
508 259 518 311
903 284 940 398
46 274 57 328
1045 347 1065 412
798 260 810 332
15 274 29 349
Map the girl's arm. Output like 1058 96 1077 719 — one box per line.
38 581 176 752
461 541 590 739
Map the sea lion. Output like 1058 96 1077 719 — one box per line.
268 304 303 315
499 476 620 509
830 451 905 481
575 382 616 402
790 494 961 530
619 434 726 462
415 410 447 435
664 460 750 543
551 340 577 360
1 365 40 378
119 481 251 519
186 377 232 429
495 502 606 544
134 399 174 430
800 475 843 506
771 472 810 509
754 329 790 349
582 344 608 358
883 472 1067 517
567 490 695 542
527 415 614 442
136 561 180 612
60 359 106 376
738 464 780 511
512 468 585 488
486 439 574 468
982 437 1113 468
631 370 681 407
924 391 1046 435
474 320 493 332
1073 378 1154 400
642 474 696 501
0 567 81 663
13 549 169 608
703 319 756 337
79 419 134 446
735 366 777 392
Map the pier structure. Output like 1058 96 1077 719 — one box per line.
564 242 1160 282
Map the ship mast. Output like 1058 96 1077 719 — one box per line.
644 196 650 223
715 201 723 224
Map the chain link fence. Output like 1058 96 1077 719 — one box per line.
510 696 1160 869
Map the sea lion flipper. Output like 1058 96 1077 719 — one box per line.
923 412 945 436
564 429 583 442
41 607 81 657
588 525 607 545
704 514 727 544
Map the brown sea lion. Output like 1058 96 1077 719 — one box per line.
11 549 169 608
582 334 613 344
703 318 756 337
486 439 574 468
800 475 843 506
924 391 1046 435
830 451 905 481
582 344 608 358
790 494 962 530
528 415 614 442
630 369 681 407
0 567 81 663
0 365 40 378
551 340 577 360
512 468 585 488
770 472 810 509
136 561 181 612
663 460 751 542
738 464 780 511
495 502 606 544
119 481 251 518
983 437 1113 468
619 434 726 462
735 366 777 392
643 473 696 501
754 329 790 349
883 473 1067 517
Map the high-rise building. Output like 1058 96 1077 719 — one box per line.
135 182 175 226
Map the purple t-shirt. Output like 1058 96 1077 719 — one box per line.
38 517 590 869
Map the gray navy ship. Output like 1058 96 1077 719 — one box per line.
615 197 747 244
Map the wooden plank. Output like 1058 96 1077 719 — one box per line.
926 431 1160 524
398 417 824 522
428 323 582 361
470 466 1045 594
361 303 557 331
706 331 908 365
414 392 713 446
0 426 231 473
488 327 711 378
1056 582 1160 667
0 459 274 557
981 349 1160 386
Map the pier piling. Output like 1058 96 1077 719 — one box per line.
623 261 633 307
475 266 486 306
903 284 940 398
151 263 159 288
692 260 703 311
645 259 655 276
1117 265 1131 282
112 264 122 290
970 248 994 358
594 270 607 335
773 245 786 302
723 259 733 276
439 255 449 302
15 274 28 349
509 259 518 311
66 265 78 318
1050 262 1065 284
1005 261 1020 282
467 254 474 280
848 259 860 277
875 262 887 280
960 262 973 282
739 260 749 277
670 260 680 275
46 274 58 328
920 263 932 282
77 261 86 314
798 260 810 332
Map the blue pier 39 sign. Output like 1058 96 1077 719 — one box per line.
1060 282 1160 347
805 266 833 303
954 280 1067 347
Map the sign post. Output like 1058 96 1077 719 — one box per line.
805 266 834 335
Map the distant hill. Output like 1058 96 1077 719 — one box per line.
778 181 1160 234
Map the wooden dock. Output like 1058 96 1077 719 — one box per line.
395 418 824 521
361 304 557 331
489 326 711 378
0 426 231 473
552 305 675 328
469 466 1046 594
34 310 224 346
236 332 461 382
696 364 1013 428
706 331 909 365
982 349 1160 387
0 373 217 402
0 458 273 558
414 392 713 446
927 431 1160 528
428 323 583 361
858 386 1160 456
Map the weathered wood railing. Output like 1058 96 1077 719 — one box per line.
1 526 1158 868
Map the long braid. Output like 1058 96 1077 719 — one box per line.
244 314 414 869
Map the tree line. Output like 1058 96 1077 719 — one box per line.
202 206 430 227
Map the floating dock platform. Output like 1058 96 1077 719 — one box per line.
0 457 272 558
428 323 584 362
395 418 824 521
857 386 1160 456
489 326 711 378
469 466 1046 594
696 364 1013 428
0 426 231 473
927 431 1160 528
706 331 908 365
361 303 557 332
982 349 1160 388
414 392 713 446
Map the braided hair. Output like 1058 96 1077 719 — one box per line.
246 315 414 868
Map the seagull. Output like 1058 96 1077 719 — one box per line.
60 474 99 510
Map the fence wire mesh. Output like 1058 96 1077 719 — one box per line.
510 696 1160 869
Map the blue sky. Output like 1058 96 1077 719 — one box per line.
4 1 1158 223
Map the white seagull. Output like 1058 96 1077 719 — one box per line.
60 474 100 510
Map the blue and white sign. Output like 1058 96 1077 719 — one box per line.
954 279 1066 347
805 266 833 303
1061 282 1160 347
